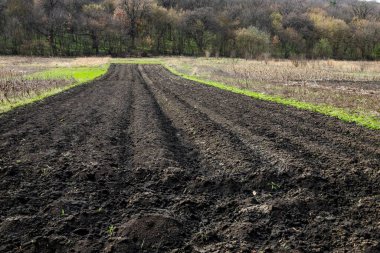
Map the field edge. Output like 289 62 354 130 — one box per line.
163 64 380 130
2 59 379 130
0 64 110 114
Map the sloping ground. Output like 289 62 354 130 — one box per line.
0 64 379 253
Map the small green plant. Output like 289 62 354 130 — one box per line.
61 209 65 216
268 182 281 191
107 225 115 236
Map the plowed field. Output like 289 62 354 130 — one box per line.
1 64 379 252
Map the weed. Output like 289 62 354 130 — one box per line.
268 182 281 191
42 168 48 175
107 225 115 237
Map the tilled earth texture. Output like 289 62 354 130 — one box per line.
0 64 379 253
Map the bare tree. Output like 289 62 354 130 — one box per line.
120 0 152 50
279 0 307 16
83 3 108 54
351 1 373 19
34 0 68 54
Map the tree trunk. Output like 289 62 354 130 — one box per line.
91 31 99 55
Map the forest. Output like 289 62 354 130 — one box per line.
0 0 380 60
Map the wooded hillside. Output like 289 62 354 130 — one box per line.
0 0 379 59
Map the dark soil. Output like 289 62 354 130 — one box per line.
0 64 379 253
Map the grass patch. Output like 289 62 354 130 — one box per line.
0 64 109 114
28 65 109 83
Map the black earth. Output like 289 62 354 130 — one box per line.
0 64 379 253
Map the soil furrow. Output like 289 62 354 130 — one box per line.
1 65 136 252
0 64 379 253
142 64 380 252
103 65 204 252
148 65 380 187
156 66 380 151
147 66 378 184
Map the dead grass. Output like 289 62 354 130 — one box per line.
0 68 69 103
0 78 69 103
0 56 110 74
162 57 380 119
0 56 109 108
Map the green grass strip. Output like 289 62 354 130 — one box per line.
163 65 380 130
28 65 109 83
0 64 109 114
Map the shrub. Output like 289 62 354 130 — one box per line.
313 38 333 59
236 26 270 59
372 43 380 60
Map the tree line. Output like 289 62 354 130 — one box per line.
0 0 379 60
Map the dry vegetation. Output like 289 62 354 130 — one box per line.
0 57 109 104
0 70 68 103
163 57 380 119
0 56 110 73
